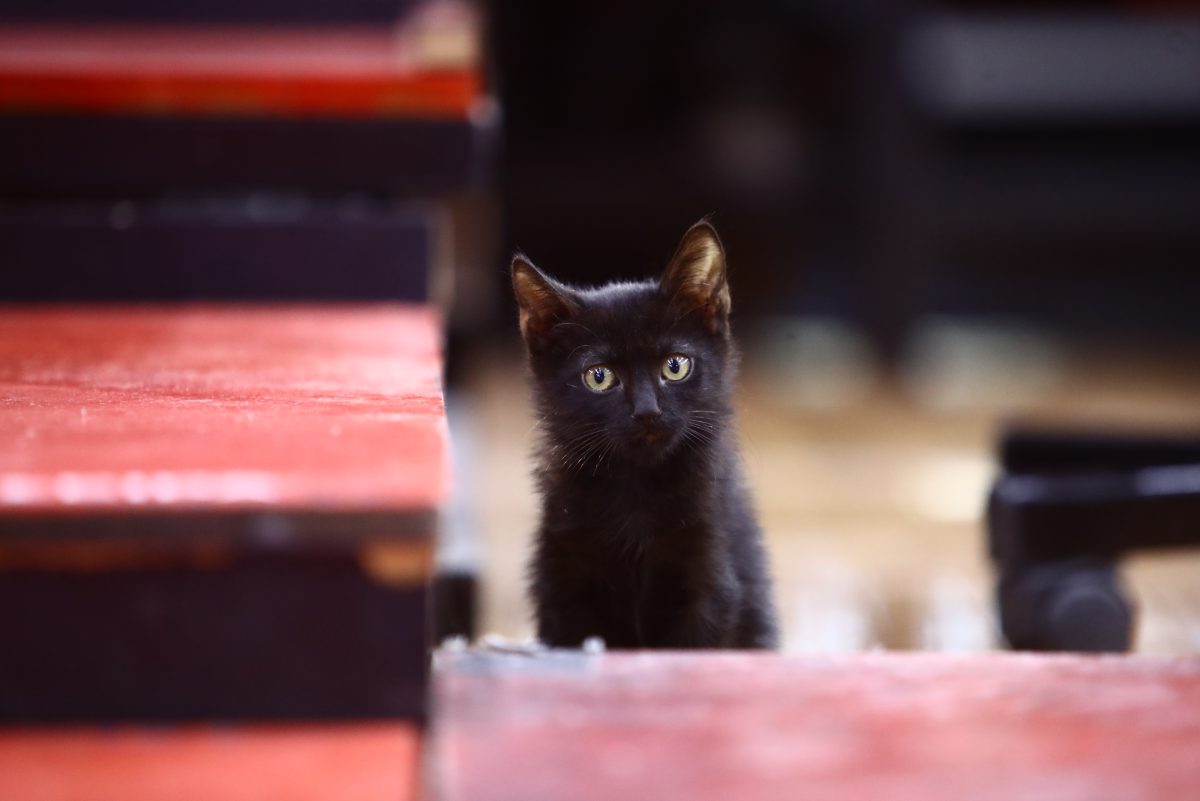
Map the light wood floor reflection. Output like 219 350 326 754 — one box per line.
448 323 1200 653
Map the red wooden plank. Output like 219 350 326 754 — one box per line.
0 305 447 515
0 4 483 119
435 651 1200 801
0 723 420 801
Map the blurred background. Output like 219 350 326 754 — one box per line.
3 0 1200 653
467 0 1200 653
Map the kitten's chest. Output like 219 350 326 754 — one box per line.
539 477 727 647
555 494 716 596
550 466 706 533
543 469 722 597
557 491 703 547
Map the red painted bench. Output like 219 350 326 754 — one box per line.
0 723 420 801
0 305 446 721
0 3 491 196
0 10 482 120
435 651 1200 801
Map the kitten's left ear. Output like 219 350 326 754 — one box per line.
661 220 731 335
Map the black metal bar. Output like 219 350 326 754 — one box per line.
1000 426 1200 473
988 427 1200 653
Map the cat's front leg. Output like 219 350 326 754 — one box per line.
733 599 780 649
536 604 606 648
639 559 740 648
534 580 628 648
649 587 739 649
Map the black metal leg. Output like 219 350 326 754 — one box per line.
432 569 478 643
998 558 1132 652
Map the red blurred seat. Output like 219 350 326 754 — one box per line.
435 650 1200 801
0 305 446 722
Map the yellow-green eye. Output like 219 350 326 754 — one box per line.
582 365 617 392
661 354 692 382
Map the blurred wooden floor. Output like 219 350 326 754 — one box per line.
448 323 1200 653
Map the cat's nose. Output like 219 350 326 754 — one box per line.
630 378 661 423
630 385 661 422
633 406 661 424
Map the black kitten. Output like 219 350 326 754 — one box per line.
513 221 778 649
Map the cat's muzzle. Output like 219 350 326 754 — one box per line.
631 419 671 447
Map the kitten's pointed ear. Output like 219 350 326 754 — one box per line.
661 220 731 335
512 255 578 345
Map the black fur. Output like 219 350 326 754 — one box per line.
513 221 779 649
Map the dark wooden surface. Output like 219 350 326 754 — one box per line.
435 650 1200 801
0 204 434 302
0 723 420 801
0 114 486 195
1 563 431 721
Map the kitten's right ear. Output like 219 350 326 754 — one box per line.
661 220 730 335
511 255 578 345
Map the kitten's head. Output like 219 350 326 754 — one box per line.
512 220 736 469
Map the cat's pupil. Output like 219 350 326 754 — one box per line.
593 368 605 383
667 359 679 373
